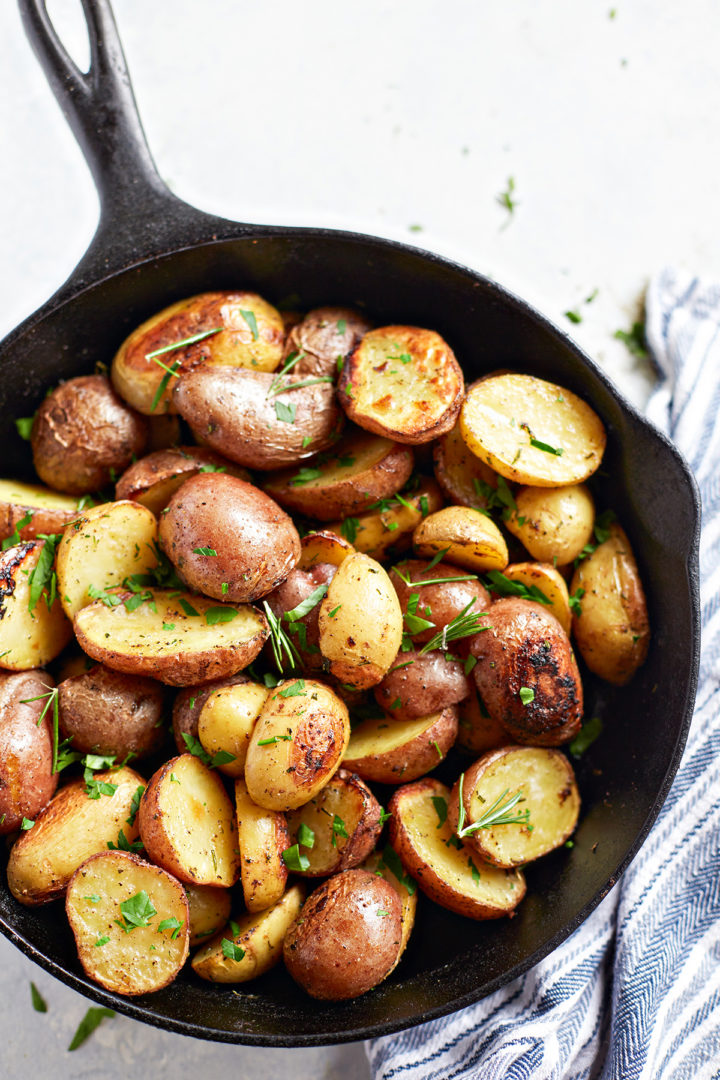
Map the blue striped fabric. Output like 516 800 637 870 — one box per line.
366 268 720 1080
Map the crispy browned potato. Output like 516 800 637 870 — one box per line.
58 665 166 760
374 650 472 722
197 682 269 777
505 484 596 566
571 522 650 685
388 778 525 919
138 753 240 887
0 670 57 833
235 777 289 911
328 477 444 560
0 541 73 671
115 447 250 517
338 326 464 444
413 506 509 573
456 689 510 755
185 884 232 947
460 374 606 487
192 884 304 983
448 747 580 868
0 480 80 543
283 869 403 999
111 291 285 415
389 558 491 646
433 422 500 508
74 588 268 687
264 431 414 521
158 473 300 603
31 375 147 494
174 367 345 469
172 673 250 753
298 530 355 571
470 598 583 746
66 851 190 995
283 306 373 378
6 765 146 905
285 768 383 876
343 706 459 783
244 679 350 811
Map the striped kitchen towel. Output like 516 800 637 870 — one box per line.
366 267 720 1080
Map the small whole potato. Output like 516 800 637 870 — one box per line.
31 375 148 494
58 665 167 760
374 649 472 722
264 562 337 672
158 473 301 603
0 670 57 833
282 306 373 378
505 484 595 566
283 869 403 999
389 559 491 646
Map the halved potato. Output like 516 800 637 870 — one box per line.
500 562 572 635
343 707 459 784
317 552 403 690
74 588 268 687
433 422 500 508
460 374 606 487
172 673 250 753
283 306 373 379
505 484 595 565
0 480 80 542
328 477 444 560
115 447 250 517
6 765 146 905
192 883 304 983
56 500 158 620
185 883 232 947
0 669 57 833
413 506 509 573
66 851 189 995
264 431 414 521
0 541 73 670
235 777 289 911
298 530 355 571
361 848 417 970
198 682 269 777
285 768 383 876
338 326 464 444
448 747 580 867
571 522 650 685
388 778 525 919
111 291 285 415
138 753 240 887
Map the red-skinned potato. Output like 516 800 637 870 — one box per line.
172 672 250 753
389 559 491 647
282 306 373 378
470 598 583 746
0 670 57 834
158 473 301 603
58 665 166 760
374 649 472 722
115 446 250 517
456 689 510 755
343 706 459 783
263 563 337 672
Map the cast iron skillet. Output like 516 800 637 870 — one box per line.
0 0 700 1047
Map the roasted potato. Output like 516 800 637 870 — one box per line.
197 681 269 777
185 883 232 947
285 768 383 876
111 291 285 415
244 679 350 811
433 421 500 508
497 562 573 635
343 706 459 784
74 588 268 687
389 558 491 646
283 869 403 999
0 670 57 833
0 480 79 543
158 473 301 603
470 598 583 746
571 522 650 685
298 529 355 571
264 431 414 521
174 367 345 469
460 374 606 487
328 477 444 559
31 375 148 494
115 446 250 517
374 649 472 723
338 326 464 444
413 505 509 573
283 306 373 378
235 777 289 911
448 747 580 867
192 883 304 983
456 689 510 755
66 851 190 995
145 413 182 452
0 541 73 670
6 765 146 905
57 665 166 760
171 672 250 753
505 484 595 565
360 848 417 970
263 563 336 673
388 778 525 919
138 753 240 887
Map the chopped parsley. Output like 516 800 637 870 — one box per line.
283 844 310 872
519 687 535 705
114 890 157 933
569 716 603 758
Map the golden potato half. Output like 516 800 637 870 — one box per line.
0 479 80 543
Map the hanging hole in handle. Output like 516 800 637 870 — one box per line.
46 0 90 75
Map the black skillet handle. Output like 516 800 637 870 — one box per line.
18 0 240 288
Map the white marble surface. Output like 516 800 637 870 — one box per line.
0 0 718 1076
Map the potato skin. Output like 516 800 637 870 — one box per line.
343 707 459 784
283 869 403 1000
389 559 491 646
31 375 147 494
158 473 301 603
433 422 500 508
264 563 336 672
174 367 345 469
172 672 250 753
58 665 166 760
285 768 383 876
470 598 583 746
374 649 472 722
115 446 250 516
0 481 79 542
0 670 57 833
506 484 595 566
283 306 373 378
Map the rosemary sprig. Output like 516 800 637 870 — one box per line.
393 563 479 588
419 600 490 654
144 327 223 361
262 601 301 673
456 773 532 837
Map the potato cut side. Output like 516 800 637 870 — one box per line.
298 530 355 571
0 541 73 670
0 479 80 541
328 477 444 560
192 883 304 983
460 374 606 487
338 326 464 444
432 422 500 508
452 747 580 867
344 708 459 784
66 851 189 995
138 754 240 887
285 769 382 876
185 884 232 946
500 562 572 635
235 777 289 912
6 766 146 905
198 682 269 777
74 588 268 686
506 483 595 566
115 447 250 517
388 778 525 919
413 506 509 573
56 500 158 619
264 430 414 521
